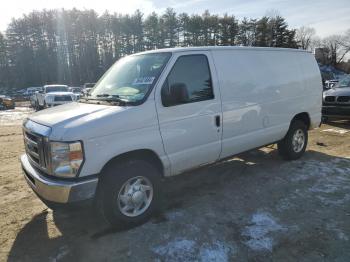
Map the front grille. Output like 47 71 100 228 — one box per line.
23 130 49 171
54 96 72 102
337 96 350 103
325 96 335 102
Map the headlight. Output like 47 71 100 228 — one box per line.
50 141 84 177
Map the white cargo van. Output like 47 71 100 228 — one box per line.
21 47 322 226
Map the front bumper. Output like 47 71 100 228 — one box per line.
46 101 73 107
322 105 350 119
21 154 98 203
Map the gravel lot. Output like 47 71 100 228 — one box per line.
0 106 349 261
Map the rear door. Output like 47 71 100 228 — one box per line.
155 51 222 175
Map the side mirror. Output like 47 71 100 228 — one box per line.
162 82 189 107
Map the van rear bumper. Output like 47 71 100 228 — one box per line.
21 154 98 204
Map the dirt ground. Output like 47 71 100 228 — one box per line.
0 106 350 261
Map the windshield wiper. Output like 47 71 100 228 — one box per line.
87 94 129 105
96 94 115 97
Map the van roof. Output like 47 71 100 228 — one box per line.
136 46 309 55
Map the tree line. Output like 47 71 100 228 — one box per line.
296 26 350 67
0 8 299 90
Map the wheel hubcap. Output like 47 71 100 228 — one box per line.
117 176 153 217
292 129 305 153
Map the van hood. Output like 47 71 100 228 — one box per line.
30 102 121 126
27 101 157 141
29 102 130 140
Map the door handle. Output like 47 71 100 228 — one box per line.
215 115 221 127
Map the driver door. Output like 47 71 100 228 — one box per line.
155 51 222 175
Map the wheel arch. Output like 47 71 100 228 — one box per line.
291 112 311 130
99 149 165 179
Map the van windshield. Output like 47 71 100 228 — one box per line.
90 53 171 104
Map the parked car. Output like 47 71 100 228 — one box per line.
82 83 95 96
32 84 76 110
0 95 15 109
21 47 322 227
25 87 43 96
322 75 350 121
29 87 43 108
69 87 83 100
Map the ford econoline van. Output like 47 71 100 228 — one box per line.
21 46 322 226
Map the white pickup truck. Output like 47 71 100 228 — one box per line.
21 47 322 227
33 84 76 110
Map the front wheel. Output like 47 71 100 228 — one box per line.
97 160 161 228
278 120 308 160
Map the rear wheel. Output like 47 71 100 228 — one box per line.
97 159 161 228
35 101 41 111
278 120 308 160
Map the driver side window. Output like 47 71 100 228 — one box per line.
161 55 214 107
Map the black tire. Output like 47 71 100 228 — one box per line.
97 159 161 228
278 120 308 160
35 102 40 111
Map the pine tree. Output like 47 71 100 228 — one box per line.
162 8 178 47
255 17 270 47
0 8 300 91
219 14 238 45
144 12 160 49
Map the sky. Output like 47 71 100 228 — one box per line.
0 0 349 37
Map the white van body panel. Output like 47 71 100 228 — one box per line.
210 49 322 158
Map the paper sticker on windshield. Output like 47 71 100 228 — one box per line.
133 76 155 85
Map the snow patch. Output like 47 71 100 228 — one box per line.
152 239 196 261
165 210 185 221
280 158 350 209
0 107 33 126
49 245 69 262
199 241 231 262
242 212 284 252
322 128 349 135
152 239 234 261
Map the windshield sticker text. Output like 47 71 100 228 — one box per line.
132 77 155 85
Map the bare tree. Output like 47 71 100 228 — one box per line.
296 26 316 50
322 33 350 65
309 35 321 52
338 29 350 62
